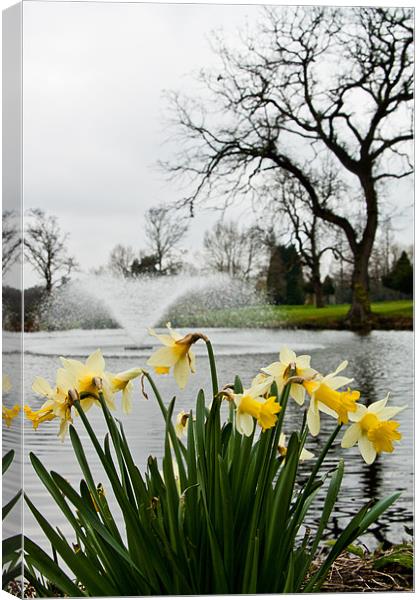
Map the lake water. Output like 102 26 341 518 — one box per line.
3 327 414 553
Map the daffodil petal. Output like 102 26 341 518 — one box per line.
307 399 320 436
299 447 315 461
375 404 407 421
148 328 175 347
368 394 390 414
122 384 133 414
341 423 361 448
147 346 182 368
236 412 254 436
349 403 367 421
290 382 305 406
358 435 377 464
173 356 191 389
326 376 354 390
86 349 105 373
296 355 311 369
32 377 54 398
279 347 297 365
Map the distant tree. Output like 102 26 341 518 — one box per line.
322 275 335 297
131 254 159 276
108 244 135 277
264 170 343 308
144 205 189 273
2 210 21 273
382 251 413 296
203 220 266 279
24 209 78 293
267 244 304 305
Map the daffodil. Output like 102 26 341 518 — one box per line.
278 432 314 462
233 382 281 436
303 361 360 436
2 404 20 427
341 394 406 464
24 405 56 430
108 367 143 414
175 410 189 437
28 368 90 440
60 349 115 409
147 323 199 389
255 346 317 406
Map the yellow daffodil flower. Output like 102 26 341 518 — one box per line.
303 361 360 436
341 394 406 464
233 382 281 436
24 405 56 430
2 404 20 427
254 346 317 406
60 349 115 409
28 368 91 440
108 368 143 414
278 432 314 462
175 410 189 437
147 323 198 389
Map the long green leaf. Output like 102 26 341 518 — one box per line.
2 449 14 475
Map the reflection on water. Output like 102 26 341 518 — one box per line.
4 328 413 553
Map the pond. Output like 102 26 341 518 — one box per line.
3 327 414 553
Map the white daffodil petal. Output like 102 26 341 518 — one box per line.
358 435 377 464
147 346 182 368
56 368 77 391
318 402 338 418
236 412 254 437
307 399 320 437
341 423 361 448
368 394 390 414
262 362 285 379
148 328 175 347
375 405 407 421
349 404 367 421
166 322 184 342
280 347 297 365
290 382 305 406
252 373 271 388
173 356 191 389
299 448 315 461
188 350 196 374
32 377 53 398
122 384 133 414
326 376 354 391
86 349 105 373
296 355 311 369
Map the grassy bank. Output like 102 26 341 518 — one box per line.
165 300 413 330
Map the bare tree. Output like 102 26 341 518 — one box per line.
263 169 347 308
163 7 413 329
108 244 135 277
144 205 189 273
203 220 266 279
24 209 78 293
2 210 21 274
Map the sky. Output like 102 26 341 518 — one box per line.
22 1 414 287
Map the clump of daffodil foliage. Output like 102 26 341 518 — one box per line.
20 324 405 596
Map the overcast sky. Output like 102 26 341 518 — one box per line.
22 1 413 287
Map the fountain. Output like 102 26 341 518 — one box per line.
24 271 267 357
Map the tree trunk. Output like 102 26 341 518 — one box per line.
312 272 324 308
346 172 378 331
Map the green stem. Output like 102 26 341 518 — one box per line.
205 339 219 397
